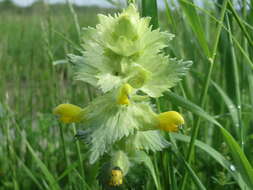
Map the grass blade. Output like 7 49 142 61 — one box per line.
141 0 158 29
227 0 253 47
162 0 176 31
211 81 239 133
178 0 210 57
219 127 253 188
166 91 220 126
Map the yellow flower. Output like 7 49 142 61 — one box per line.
108 167 123 186
116 83 133 105
53 103 85 124
157 111 184 132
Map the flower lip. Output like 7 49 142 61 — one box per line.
53 103 84 124
157 111 184 132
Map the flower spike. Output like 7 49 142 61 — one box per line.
53 4 192 185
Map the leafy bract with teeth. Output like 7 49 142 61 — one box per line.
82 90 158 163
140 58 192 97
125 131 170 152
69 4 191 96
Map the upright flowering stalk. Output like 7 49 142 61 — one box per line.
53 4 191 188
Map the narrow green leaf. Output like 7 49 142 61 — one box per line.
219 127 253 188
232 35 253 70
227 0 253 47
211 81 239 130
162 0 176 30
248 73 253 109
166 91 220 126
178 0 210 57
141 0 159 29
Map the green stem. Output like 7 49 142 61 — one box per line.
168 151 177 190
180 0 228 189
72 123 85 181
59 124 72 188
59 124 68 167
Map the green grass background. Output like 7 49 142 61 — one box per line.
0 0 253 189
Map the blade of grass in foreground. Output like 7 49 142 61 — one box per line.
167 92 253 188
72 123 85 182
178 0 210 57
211 81 240 137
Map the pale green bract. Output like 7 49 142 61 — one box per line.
82 91 159 163
125 131 170 152
70 4 191 97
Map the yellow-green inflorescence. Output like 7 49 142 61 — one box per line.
53 4 191 187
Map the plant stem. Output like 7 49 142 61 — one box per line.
59 124 72 188
71 123 85 181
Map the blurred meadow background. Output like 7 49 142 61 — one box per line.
0 0 253 189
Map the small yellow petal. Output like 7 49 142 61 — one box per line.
53 104 85 124
116 83 133 105
157 111 184 132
